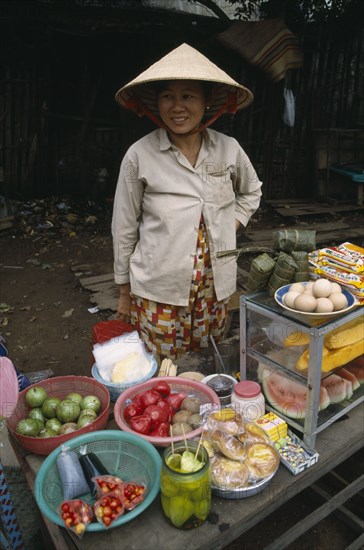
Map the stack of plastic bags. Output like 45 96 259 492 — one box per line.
309 242 364 304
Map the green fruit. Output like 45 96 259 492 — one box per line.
56 400 80 423
66 392 83 405
161 494 171 518
42 397 61 419
59 422 78 435
34 419 45 432
80 395 101 413
45 418 62 434
78 408 97 421
38 428 58 438
25 386 48 408
28 407 45 424
160 471 179 498
193 499 210 520
77 415 94 429
16 418 40 437
169 495 194 528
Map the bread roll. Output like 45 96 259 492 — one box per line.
210 429 247 461
211 456 249 490
207 408 245 436
237 422 270 445
245 443 279 480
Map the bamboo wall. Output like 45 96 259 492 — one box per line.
1 20 363 200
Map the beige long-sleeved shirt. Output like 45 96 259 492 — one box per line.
112 128 262 306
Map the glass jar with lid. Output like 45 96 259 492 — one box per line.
231 380 265 421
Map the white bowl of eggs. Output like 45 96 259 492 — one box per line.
274 279 357 318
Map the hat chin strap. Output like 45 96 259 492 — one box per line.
125 92 238 135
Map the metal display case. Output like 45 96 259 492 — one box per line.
240 291 363 447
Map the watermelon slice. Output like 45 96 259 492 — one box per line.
259 366 330 419
344 356 364 384
321 374 349 404
336 367 360 392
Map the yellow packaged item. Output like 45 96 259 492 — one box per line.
324 317 363 349
296 339 364 372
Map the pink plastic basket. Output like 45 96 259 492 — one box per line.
114 376 220 447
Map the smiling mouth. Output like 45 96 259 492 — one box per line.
172 117 188 123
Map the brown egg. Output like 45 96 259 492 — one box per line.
329 292 348 311
330 282 342 294
294 294 317 312
312 278 332 298
315 297 334 313
289 282 305 294
284 291 301 308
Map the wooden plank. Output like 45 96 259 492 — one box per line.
308 483 364 533
264 475 364 550
266 200 364 217
79 273 114 288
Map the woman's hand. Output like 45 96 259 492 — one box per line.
116 284 131 322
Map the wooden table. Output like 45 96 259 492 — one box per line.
9 403 364 550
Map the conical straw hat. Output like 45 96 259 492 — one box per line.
115 43 253 120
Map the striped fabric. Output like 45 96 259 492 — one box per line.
216 19 304 82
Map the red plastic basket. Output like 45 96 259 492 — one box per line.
91 320 133 364
92 320 133 345
7 375 110 456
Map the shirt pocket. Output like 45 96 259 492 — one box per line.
203 166 235 208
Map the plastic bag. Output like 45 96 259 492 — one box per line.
282 88 295 127
57 499 94 538
94 493 125 528
56 446 90 500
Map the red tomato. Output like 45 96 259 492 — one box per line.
139 389 161 409
144 404 170 426
167 391 187 411
150 421 171 437
103 506 112 517
123 402 144 422
151 380 171 397
129 414 152 435
103 516 111 526
122 482 146 510
61 503 69 513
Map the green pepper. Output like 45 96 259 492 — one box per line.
169 495 194 528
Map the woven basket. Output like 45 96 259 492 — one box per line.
91 356 158 401
34 430 162 532
114 377 220 447
7 376 110 455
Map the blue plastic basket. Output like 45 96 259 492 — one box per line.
34 430 162 532
91 356 158 401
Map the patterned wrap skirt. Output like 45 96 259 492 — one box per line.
130 216 229 361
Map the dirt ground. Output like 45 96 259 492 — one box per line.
1 196 363 549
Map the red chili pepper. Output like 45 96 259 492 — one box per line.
129 414 152 435
139 389 161 409
151 380 171 397
123 402 143 423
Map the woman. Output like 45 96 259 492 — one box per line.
112 44 262 361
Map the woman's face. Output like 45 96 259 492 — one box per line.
157 80 207 135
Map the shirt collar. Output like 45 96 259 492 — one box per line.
158 128 216 151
